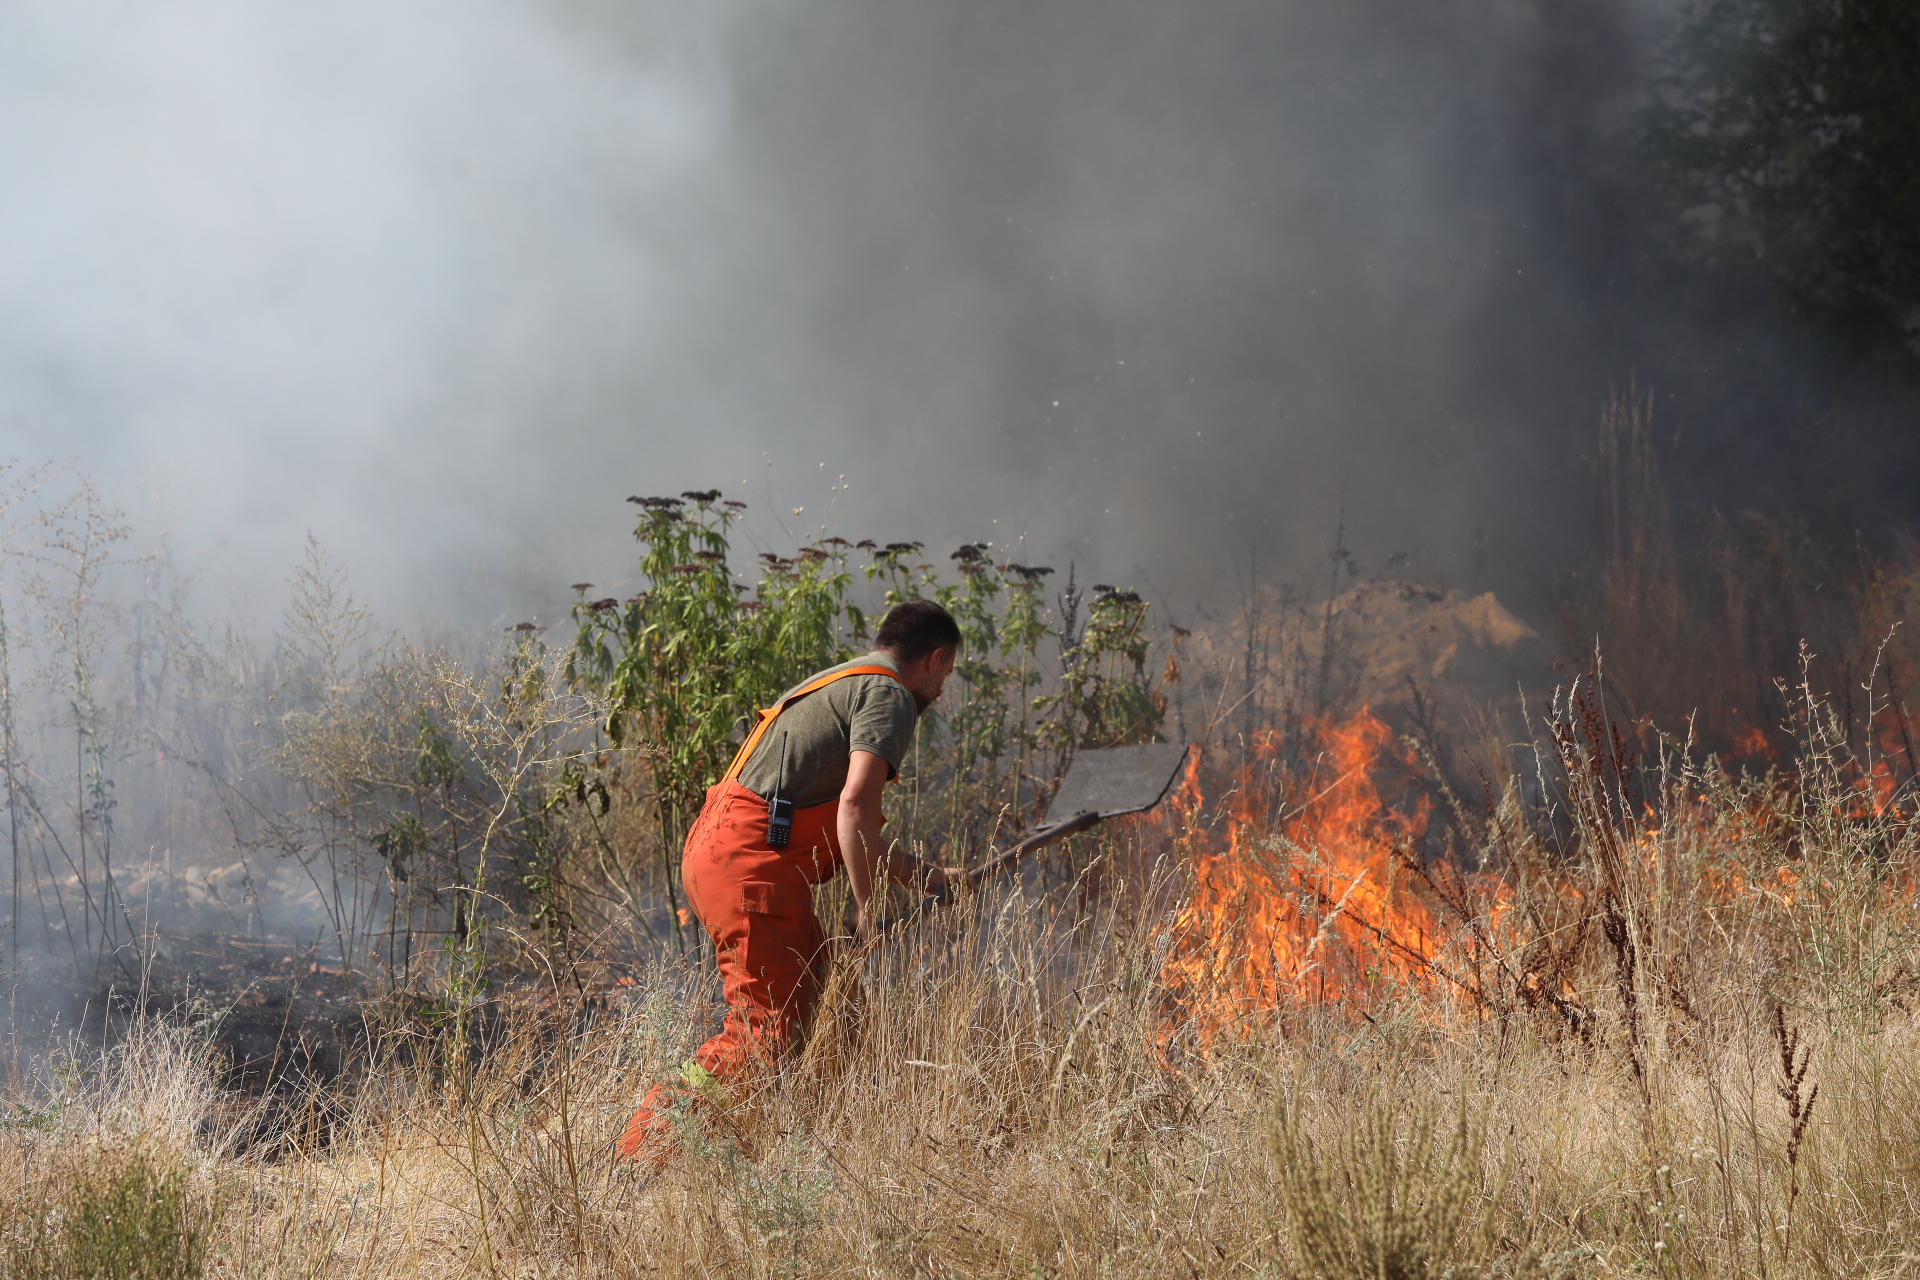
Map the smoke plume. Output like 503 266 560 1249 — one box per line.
0 0 1904 628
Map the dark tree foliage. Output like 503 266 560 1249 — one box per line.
1643 0 1920 364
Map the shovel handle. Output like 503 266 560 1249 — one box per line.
876 810 1103 934
963 809 1102 886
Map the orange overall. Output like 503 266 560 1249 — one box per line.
617 665 902 1162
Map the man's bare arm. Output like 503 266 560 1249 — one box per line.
838 749 960 938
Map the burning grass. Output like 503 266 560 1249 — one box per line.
1 679 1918 1278
8 466 1920 1275
1161 708 1446 1035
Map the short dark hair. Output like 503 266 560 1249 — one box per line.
874 598 961 662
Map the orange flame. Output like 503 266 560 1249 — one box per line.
1156 697 1919 1049
1159 708 1447 1042
1729 721 1773 764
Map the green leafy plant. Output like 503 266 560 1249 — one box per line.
7 1150 218 1280
566 491 1170 876
566 493 861 881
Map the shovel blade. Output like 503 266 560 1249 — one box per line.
1043 742 1191 824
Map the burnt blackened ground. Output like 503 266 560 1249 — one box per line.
40 934 368 1154
17 933 655 1156
73 935 363 1089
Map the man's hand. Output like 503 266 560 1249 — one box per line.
838 751 969 939
919 865 968 897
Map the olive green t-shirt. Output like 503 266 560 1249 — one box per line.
734 652 919 809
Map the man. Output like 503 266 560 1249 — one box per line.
618 598 964 1161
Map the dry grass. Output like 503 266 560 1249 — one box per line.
4 704 1920 1279
13 459 1920 1276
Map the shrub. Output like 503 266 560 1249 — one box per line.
5 1149 217 1280
1271 1071 1501 1280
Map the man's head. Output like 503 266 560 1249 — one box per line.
874 598 961 712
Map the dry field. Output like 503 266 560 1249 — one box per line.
4 671 1919 1280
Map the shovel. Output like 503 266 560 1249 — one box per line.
879 741 1191 932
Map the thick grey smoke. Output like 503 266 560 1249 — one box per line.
5 0 1805 631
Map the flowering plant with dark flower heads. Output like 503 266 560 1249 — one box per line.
565 491 862 913
564 489 1170 903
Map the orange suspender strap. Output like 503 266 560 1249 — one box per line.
721 665 905 783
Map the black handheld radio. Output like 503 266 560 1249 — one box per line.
766 732 794 848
